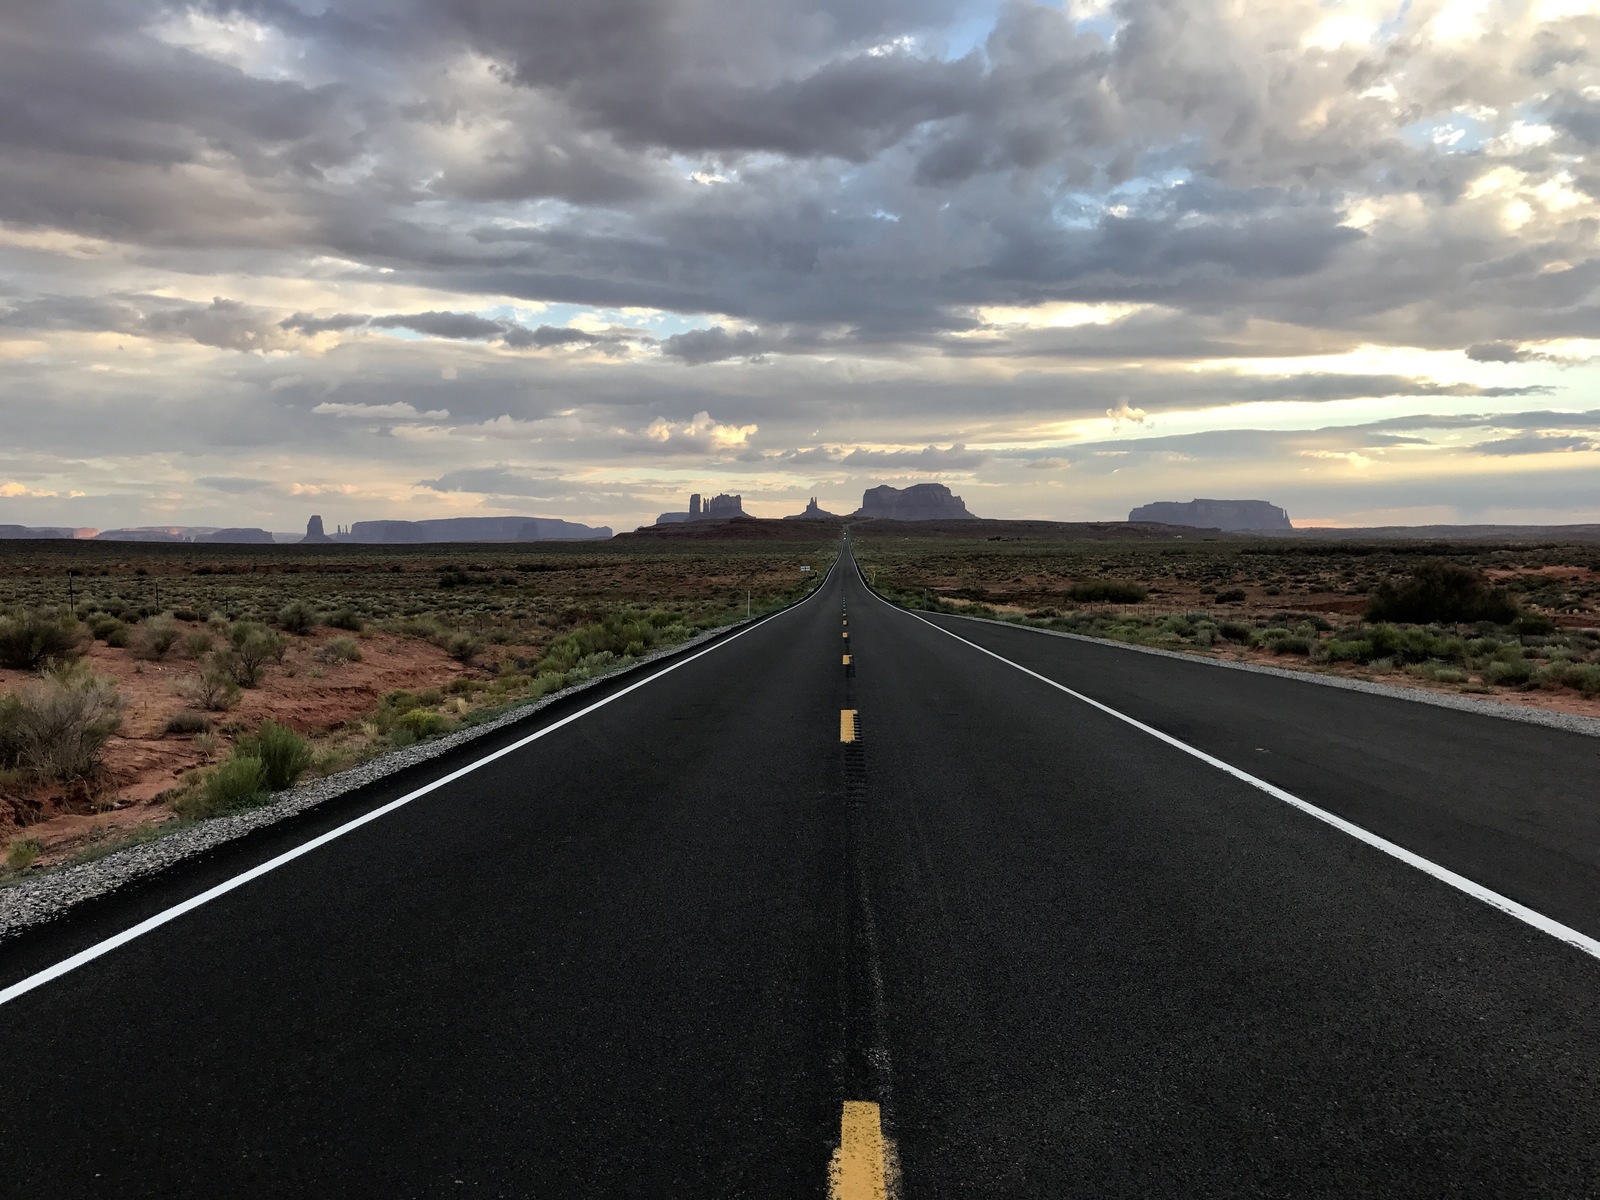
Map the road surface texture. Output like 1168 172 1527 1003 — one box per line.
4 542 1600 1197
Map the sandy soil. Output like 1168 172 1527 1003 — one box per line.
1 625 479 860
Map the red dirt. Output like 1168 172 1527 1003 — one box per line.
0 625 480 859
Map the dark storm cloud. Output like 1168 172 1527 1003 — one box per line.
369 311 507 340
660 326 768 365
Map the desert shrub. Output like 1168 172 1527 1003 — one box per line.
88 614 125 642
176 661 242 711
0 692 22 768
1367 560 1519 625
394 709 449 740
0 610 87 670
1512 613 1558 637
325 608 364 632
1216 588 1246 603
11 666 124 779
440 631 483 664
164 710 212 735
132 614 181 661
1069 580 1148 603
6 838 42 871
1485 658 1535 687
220 623 287 687
199 753 270 815
1568 664 1600 694
277 600 317 634
320 635 362 664
236 720 312 791
1218 621 1253 643
181 631 215 659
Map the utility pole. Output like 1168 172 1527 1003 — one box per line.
67 570 75 618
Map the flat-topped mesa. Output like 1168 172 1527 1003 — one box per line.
343 516 611 542
853 483 978 521
783 497 840 520
1128 498 1293 531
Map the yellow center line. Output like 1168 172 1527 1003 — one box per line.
840 710 858 743
842 654 852 666
828 1101 895 1200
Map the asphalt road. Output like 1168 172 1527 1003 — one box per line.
4 541 1600 1197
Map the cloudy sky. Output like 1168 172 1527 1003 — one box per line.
2 0 1597 533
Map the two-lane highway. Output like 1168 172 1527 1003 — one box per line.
3 541 1600 1197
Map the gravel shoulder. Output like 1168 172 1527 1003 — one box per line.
0 613 769 943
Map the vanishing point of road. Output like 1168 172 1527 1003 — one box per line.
4 538 1600 1197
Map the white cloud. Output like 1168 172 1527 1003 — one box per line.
311 402 451 420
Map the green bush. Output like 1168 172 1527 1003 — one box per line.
180 631 215 659
277 600 317 634
132 614 181 661
1218 621 1253 643
1485 658 1535 687
1216 588 1246 603
326 608 365 632
198 753 270 815
176 661 241 711
1068 580 1149 604
219 623 287 687
236 720 312 791
164 711 212 735
320 635 362 663
9 666 124 779
88 614 125 643
439 631 483 664
394 709 449 740
6 838 42 871
0 692 22 768
1367 560 1519 625
0 610 87 670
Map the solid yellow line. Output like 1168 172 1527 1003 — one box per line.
840 710 858 743
828 1101 892 1200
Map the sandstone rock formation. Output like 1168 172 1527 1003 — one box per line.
301 514 334 544
1127 499 1293 531
200 528 275 543
783 498 840 520
655 492 746 524
853 483 977 521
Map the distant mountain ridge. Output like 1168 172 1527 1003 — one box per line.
340 516 611 543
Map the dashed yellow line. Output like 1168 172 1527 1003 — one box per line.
842 654 852 666
828 1101 895 1200
840 710 858 743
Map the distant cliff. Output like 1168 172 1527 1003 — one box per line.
0 525 73 539
853 483 977 521
1128 499 1292 531
343 516 611 543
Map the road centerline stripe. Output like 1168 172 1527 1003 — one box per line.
828 1100 895 1200
856 557 1600 966
840 709 859 743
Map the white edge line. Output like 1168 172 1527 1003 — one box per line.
853 554 1600 964
0 553 841 1008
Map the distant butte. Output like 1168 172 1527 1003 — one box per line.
1128 498 1292 531
853 482 977 521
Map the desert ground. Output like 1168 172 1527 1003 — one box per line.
851 529 1600 718
0 537 832 873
